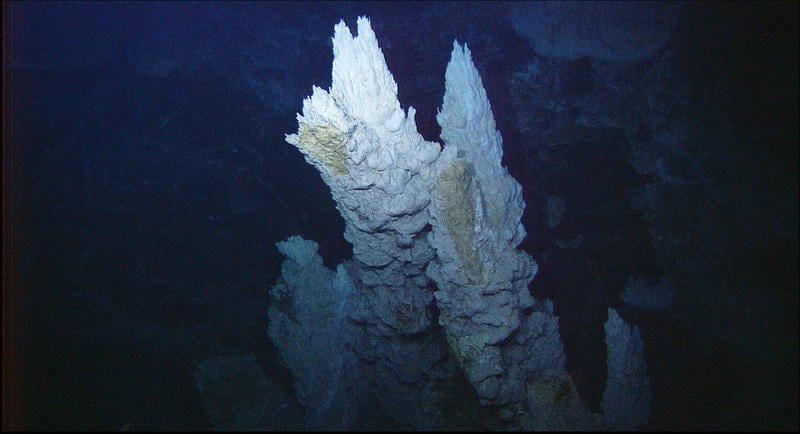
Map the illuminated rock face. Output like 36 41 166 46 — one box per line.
276 14 557 423
278 17 459 429
271 16 649 430
427 42 542 406
285 17 441 337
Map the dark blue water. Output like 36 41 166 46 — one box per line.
4 1 797 430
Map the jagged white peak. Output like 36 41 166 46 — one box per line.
330 17 405 131
424 41 541 406
291 16 404 134
437 42 526 249
287 16 438 199
438 42 503 168
602 308 652 430
285 15 439 233
285 16 441 336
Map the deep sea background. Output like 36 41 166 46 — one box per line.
3 1 797 430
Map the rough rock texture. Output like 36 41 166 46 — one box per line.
278 18 456 429
285 17 441 336
267 236 357 429
270 16 652 430
426 42 543 407
523 371 601 431
601 308 651 430
268 236 457 430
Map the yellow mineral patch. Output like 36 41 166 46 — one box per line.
297 122 349 176
436 158 483 284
